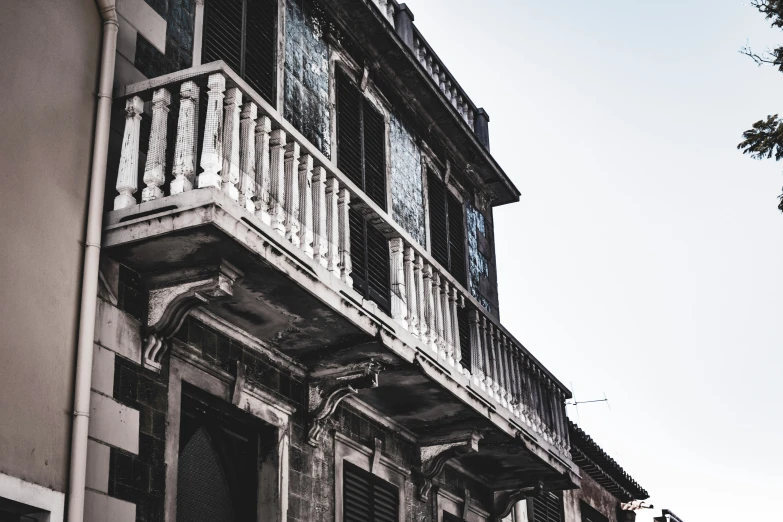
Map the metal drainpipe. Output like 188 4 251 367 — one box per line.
67 1 117 520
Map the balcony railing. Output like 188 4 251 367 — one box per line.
109 61 569 456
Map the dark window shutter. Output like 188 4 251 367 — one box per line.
447 192 466 286
456 305 471 372
244 0 277 102
337 70 363 189
349 207 390 314
428 170 448 269
363 99 387 209
202 0 277 104
443 513 467 522
530 492 563 522
336 70 387 210
343 462 398 522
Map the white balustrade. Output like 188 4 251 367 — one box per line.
142 88 171 202
114 96 144 210
284 142 300 246
298 154 314 258
171 81 199 195
238 102 257 212
312 167 328 268
254 115 272 225
199 73 225 189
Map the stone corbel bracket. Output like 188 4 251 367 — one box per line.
142 260 243 372
491 481 544 522
306 360 382 447
416 430 482 501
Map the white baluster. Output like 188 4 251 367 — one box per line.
268 129 286 237
312 166 328 268
451 287 461 370
389 238 408 330
238 102 257 213
414 255 426 345
298 154 314 258
432 272 444 359
482 317 493 397
171 81 199 195
253 115 272 225
441 279 454 366
338 188 352 286
142 88 171 202
325 178 340 278
284 142 301 247
423 264 436 354
221 88 241 201
469 310 484 389
198 73 225 189
404 247 418 338
114 96 144 210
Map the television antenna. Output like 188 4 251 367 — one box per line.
566 383 609 424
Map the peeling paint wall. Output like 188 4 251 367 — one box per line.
389 114 426 245
563 473 622 522
284 0 331 157
466 204 493 313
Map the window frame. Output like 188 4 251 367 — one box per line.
334 432 408 522
526 491 564 522
164 338 294 522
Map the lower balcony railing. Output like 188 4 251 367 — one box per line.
109 61 570 456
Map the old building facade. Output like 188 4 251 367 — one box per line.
0 1 650 522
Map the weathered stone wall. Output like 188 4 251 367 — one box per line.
134 0 196 79
98 303 495 522
284 0 331 157
563 473 621 522
389 114 427 245
466 203 493 313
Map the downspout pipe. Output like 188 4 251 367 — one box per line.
67 1 117 521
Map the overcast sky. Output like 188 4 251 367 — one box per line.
410 0 783 520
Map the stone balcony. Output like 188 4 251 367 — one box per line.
102 61 579 506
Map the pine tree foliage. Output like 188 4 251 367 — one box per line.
738 1 783 211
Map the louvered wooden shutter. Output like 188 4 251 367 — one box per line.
456 305 471 372
428 169 449 269
244 0 277 102
363 99 387 209
349 208 391 314
530 492 564 522
443 512 467 522
447 192 466 286
344 462 399 522
202 0 277 104
336 69 363 189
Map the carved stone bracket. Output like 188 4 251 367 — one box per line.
491 481 544 522
142 260 242 372
416 431 482 501
306 360 382 447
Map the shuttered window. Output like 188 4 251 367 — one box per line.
529 492 564 522
336 69 387 210
336 68 390 312
350 208 391 314
580 502 609 522
427 170 467 287
443 513 467 522
202 0 277 104
343 462 399 522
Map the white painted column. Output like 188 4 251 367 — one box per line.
238 102 257 212
114 96 144 210
432 272 444 359
423 264 436 354
284 142 301 247
469 310 484 389
325 178 340 278
171 81 199 195
141 88 171 202
311 166 328 268
254 115 272 225
198 73 226 189
389 238 408 330
298 154 314 258
337 188 352 285
450 287 461 370
268 129 286 237
221 88 242 201
403 246 418 338
414 255 426 344
441 279 454 366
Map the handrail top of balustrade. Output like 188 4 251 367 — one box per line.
111 61 571 399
